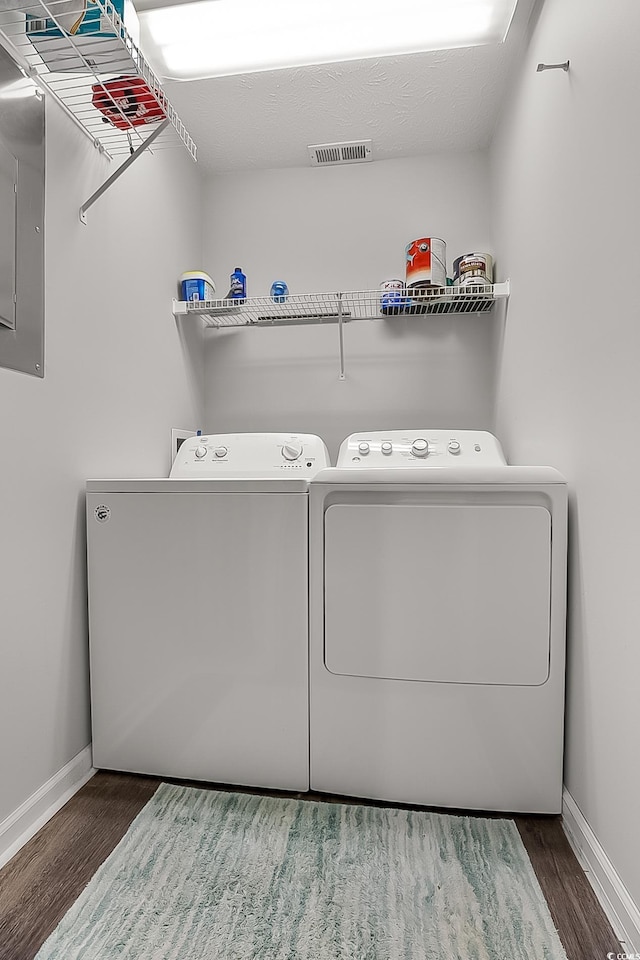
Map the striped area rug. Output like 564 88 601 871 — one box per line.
36 783 568 960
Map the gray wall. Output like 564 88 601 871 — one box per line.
491 0 640 910
0 97 203 827
201 154 497 458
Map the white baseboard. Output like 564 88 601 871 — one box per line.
563 787 640 954
0 745 95 871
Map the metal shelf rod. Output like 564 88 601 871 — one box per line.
80 118 170 223
536 60 570 72
337 292 346 380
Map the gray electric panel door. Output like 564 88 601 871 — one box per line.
0 138 16 329
0 39 45 377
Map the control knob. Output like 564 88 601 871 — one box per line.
358 442 370 455
194 445 207 459
448 440 461 455
411 439 429 458
282 441 303 461
381 441 393 455
214 446 228 458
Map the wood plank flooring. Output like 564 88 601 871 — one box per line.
0 772 621 960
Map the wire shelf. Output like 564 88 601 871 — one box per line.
173 282 510 329
0 0 196 160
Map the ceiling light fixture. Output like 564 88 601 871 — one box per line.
140 0 519 81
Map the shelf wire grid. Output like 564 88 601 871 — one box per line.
0 0 196 160
175 284 509 329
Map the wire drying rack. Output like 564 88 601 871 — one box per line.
0 0 195 217
173 283 510 329
173 283 510 380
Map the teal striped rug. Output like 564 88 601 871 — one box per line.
36 783 568 960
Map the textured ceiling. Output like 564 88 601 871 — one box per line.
142 2 537 173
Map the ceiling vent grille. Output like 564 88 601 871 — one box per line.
308 140 373 166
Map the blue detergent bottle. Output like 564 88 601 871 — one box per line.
270 280 289 303
229 266 246 302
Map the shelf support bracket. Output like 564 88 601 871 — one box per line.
536 60 570 72
79 118 170 224
337 292 346 380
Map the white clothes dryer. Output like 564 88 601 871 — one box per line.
309 430 567 813
87 433 329 791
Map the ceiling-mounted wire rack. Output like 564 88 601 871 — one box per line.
0 0 196 217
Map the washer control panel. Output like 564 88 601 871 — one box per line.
170 433 330 479
336 430 506 468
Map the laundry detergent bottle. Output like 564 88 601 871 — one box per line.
229 266 247 302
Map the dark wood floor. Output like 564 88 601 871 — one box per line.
0 771 621 960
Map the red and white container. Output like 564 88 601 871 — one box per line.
405 238 446 290
91 76 166 130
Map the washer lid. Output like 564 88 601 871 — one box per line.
86 478 313 493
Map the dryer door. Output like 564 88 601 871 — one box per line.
324 503 551 685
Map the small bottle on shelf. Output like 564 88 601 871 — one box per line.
228 266 246 303
270 280 289 303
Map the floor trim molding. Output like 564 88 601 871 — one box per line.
563 787 640 954
0 746 95 871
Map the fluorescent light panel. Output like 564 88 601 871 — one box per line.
141 0 519 81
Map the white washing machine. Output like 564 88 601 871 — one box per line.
309 430 567 813
86 432 330 791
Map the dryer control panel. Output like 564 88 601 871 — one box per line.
336 430 506 468
170 432 330 479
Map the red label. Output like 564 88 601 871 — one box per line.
406 239 432 283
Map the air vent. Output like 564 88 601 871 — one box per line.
308 140 373 166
